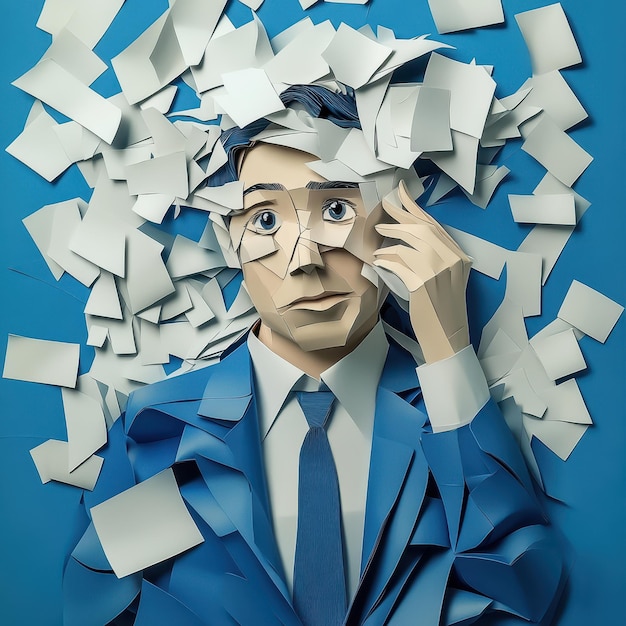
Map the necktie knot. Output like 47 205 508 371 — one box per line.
296 390 334 429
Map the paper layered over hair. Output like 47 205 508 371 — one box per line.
3 0 623 552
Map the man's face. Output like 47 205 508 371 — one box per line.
230 143 384 352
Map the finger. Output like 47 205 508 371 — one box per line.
397 180 466 253
376 223 461 271
397 180 430 221
372 258 426 293
381 195 422 226
374 243 443 276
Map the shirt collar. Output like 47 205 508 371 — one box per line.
248 322 389 440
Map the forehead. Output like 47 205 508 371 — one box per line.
238 143 326 189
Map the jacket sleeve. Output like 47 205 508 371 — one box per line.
420 398 567 625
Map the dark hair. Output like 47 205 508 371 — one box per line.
208 84 362 187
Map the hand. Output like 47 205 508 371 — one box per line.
372 181 472 364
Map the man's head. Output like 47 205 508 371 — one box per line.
230 142 386 352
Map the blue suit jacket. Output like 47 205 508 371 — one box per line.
64 338 566 626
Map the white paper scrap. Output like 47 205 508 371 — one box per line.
522 116 592 187
6 105 73 182
533 172 590 221
425 130 479 193
411 86 452 152
3 335 80 388
84 272 123 320
544 379 592 424
30 440 103 490
170 0 227 66
515 3 582 75
322 24 392 89
124 230 175 314
531 328 586 381
423 53 496 139
13 59 122 144
62 0 125 49
42 28 107 86
335 128 392 176
428 0 504 34
36 0 80 37
87 324 109 347
264 20 335 85
558 280 624 343
523 414 586 461
126 151 189 199
166 236 221 280
521 71 587 131
509 194 576 225
62 386 107 471
69 211 127 278
463 165 509 209
504 251 543 317
47 200 101 287
90 468 204 578
111 14 169 105
22 203 64 280
215 69 285 129
443 226 508 279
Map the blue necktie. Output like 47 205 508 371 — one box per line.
293 391 347 626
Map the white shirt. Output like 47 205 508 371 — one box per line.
248 323 489 600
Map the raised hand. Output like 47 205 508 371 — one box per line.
373 181 472 364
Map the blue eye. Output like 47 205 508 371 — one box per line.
322 200 355 222
251 210 281 234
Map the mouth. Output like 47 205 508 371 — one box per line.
286 292 351 312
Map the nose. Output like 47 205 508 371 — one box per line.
288 237 325 275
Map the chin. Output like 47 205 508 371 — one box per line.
281 297 378 352
288 321 355 352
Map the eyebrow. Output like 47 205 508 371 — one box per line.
305 181 360 190
243 181 360 195
243 183 286 195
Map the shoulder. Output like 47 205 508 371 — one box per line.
124 341 253 427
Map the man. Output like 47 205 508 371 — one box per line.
65 87 565 626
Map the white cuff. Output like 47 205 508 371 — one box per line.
416 345 489 433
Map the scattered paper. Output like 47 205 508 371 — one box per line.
214 68 285 128
6 103 73 182
509 194 576 225
531 328 586 381
504 252 543 317
428 0 504 35
521 116 592 187
90 469 204 578
30 440 103 490
423 53 496 139
515 3 582 75
558 280 624 343
13 59 122 144
322 24 392 89
3 335 80 388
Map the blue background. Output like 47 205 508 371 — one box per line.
0 1 624 624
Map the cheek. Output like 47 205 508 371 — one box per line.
238 234 278 264
241 260 282 317
343 211 385 264
308 220 354 249
323 252 374 296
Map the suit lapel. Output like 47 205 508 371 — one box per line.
193 345 296 617
348 344 431 624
